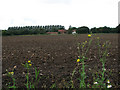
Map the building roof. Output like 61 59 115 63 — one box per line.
58 30 66 32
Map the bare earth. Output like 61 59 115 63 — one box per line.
2 34 120 88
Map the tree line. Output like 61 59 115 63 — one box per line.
2 24 120 36
2 25 64 36
68 25 120 34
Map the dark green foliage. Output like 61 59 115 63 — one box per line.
58 32 61 34
91 27 97 33
76 26 89 34
3 25 65 36
68 27 77 34
52 27 58 32
68 29 72 34
116 24 120 33
2 30 7 36
91 26 118 33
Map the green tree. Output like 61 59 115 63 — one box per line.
68 26 77 34
76 26 89 34
116 24 120 33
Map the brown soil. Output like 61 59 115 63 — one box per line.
2 34 120 88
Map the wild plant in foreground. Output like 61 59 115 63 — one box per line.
78 39 92 88
21 60 35 89
21 60 44 88
6 69 17 89
70 39 93 88
21 60 49 88
92 37 111 88
71 35 112 88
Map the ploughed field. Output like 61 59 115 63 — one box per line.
2 34 120 88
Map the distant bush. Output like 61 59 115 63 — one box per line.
91 26 118 33
76 26 89 34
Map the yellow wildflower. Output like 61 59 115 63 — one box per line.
88 34 91 37
8 72 14 75
77 59 80 63
85 41 87 43
28 60 31 63
29 64 32 66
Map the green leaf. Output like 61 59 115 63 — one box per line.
50 83 56 88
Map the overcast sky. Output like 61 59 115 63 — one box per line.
0 0 119 30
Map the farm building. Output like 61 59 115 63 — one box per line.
58 30 67 34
